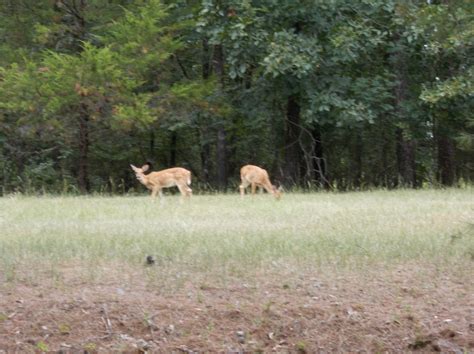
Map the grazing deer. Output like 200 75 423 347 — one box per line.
239 164 281 200
130 162 192 199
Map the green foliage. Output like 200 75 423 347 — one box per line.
112 93 156 129
0 0 472 193
106 0 182 74
421 68 473 103
263 30 321 78
36 341 49 352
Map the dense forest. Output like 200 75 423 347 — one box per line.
0 0 472 194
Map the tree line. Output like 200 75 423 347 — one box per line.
0 0 472 194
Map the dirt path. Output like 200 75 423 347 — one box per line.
1 265 473 352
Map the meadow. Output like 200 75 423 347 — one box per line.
0 189 473 351
1 189 473 279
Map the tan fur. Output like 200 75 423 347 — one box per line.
239 165 281 200
130 164 192 199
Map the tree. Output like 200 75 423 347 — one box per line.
0 0 472 193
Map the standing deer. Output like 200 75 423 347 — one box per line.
239 165 281 200
130 162 192 199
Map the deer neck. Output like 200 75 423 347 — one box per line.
137 173 151 188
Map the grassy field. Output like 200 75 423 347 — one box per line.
1 189 473 281
0 189 473 351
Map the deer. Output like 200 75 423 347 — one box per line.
130 162 192 199
239 164 281 200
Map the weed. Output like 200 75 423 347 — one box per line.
36 340 49 352
296 340 307 353
84 342 97 351
58 323 71 335
263 301 274 313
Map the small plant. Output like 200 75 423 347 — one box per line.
58 323 71 334
84 342 97 351
36 340 49 352
206 321 215 332
296 341 307 353
372 338 386 352
407 334 433 350
466 248 474 261
252 317 263 327
199 283 211 290
263 301 274 313
0 313 7 322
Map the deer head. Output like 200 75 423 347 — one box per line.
130 162 152 185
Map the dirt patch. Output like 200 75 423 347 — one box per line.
0 265 473 352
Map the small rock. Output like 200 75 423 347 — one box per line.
236 330 246 344
146 255 155 265
313 281 323 289
119 334 134 341
346 307 358 317
165 324 175 334
439 328 456 338
436 339 464 354
136 339 150 351
145 318 158 330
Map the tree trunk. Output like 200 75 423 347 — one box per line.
198 40 212 187
213 44 228 190
395 128 416 187
78 106 90 193
283 95 302 187
169 131 177 166
311 124 329 189
392 37 417 188
216 127 227 190
352 133 363 188
202 39 211 79
149 129 155 159
200 130 211 186
380 124 391 188
437 133 456 186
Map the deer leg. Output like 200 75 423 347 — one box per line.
251 183 257 195
151 187 161 200
177 184 192 198
239 180 249 196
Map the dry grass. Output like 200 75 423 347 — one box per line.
0 189 472 283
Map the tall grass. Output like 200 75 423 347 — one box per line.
0 189 472 283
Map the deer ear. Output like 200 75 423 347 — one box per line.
130 164 139 172
141 163 150 172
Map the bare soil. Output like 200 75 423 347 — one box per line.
1 264 473 353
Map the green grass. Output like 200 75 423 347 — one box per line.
0 189 473 283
